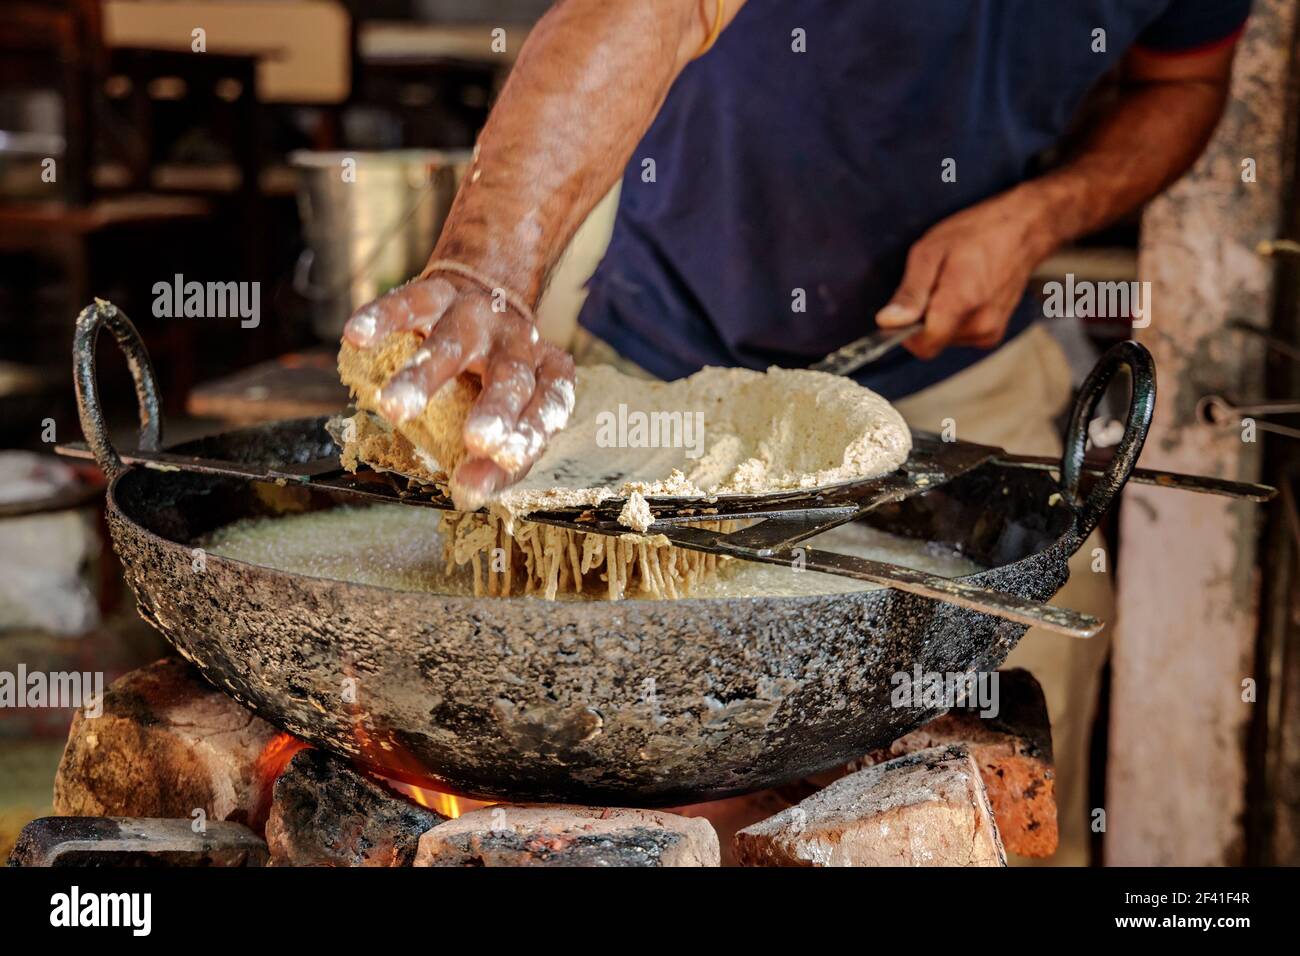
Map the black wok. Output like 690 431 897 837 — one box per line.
73 303 1153 804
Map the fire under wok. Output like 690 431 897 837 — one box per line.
73 302 1159 805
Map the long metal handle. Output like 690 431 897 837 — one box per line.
651 525 1101 639
995 453 1276 501
810 324 921 376
795 547 1102 639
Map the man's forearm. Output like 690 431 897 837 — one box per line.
876 42 1238 356
1019 61 1234 259
431 0 739 306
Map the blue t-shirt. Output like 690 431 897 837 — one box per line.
579 0 1251 398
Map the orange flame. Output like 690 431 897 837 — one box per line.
253 732 311 826
257 732 311 781
255 729 488 820
376 778 493 819
342 695 492 820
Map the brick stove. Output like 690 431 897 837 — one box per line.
10 658 1058 867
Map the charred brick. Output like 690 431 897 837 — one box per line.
8 816 267 867
265 749 443 866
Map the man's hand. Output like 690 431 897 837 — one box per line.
343 274 576 508
338 1 745 506
876 186 1057 359
877 36 1237 361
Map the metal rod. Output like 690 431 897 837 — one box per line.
1227 319 1300 364
652 525 1102 639
1200 395 1300 418
994 453 1276 501
798 548 1102 639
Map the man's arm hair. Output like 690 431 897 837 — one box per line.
1021 41 1238 251
431 0 745 305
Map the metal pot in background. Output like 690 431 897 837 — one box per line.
0 452 102 637
290 149 472 341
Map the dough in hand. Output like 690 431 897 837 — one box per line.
337 334 479 476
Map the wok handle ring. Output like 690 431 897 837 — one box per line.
1061 339 1156 541
73 300 163 481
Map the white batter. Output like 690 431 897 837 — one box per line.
491 363 913 520
337 356 911 521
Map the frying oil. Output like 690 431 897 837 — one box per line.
201 503 982 600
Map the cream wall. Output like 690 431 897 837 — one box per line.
535 184 620 350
